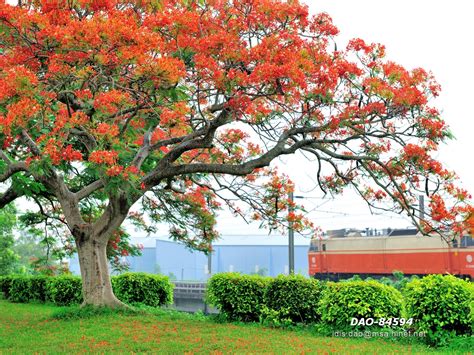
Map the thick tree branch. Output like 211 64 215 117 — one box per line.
131 129 152 169
70 127 97 152
75 180 104 201
21 130 41 156
131 109 228 170
57 91 94 116
15 132 87 232
92 193 133 241
0 161 28 182
0 186 22 208
153 108 232 168
143 133 314 187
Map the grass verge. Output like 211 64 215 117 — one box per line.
0 300 470 353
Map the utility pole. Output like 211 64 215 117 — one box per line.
419 195 425 222
288 192 306 274
288 192 295 274
207 248 212 279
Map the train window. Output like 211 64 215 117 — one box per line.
309 242 318 252
322 244 326 251
461 235 474 248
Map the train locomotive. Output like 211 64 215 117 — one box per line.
308 229 474 280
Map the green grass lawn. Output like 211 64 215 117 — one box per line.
0 300 469 354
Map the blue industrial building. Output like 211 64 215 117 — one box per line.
70 235 310 280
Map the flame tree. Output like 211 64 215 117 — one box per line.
0 0 472 307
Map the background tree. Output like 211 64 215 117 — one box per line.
4 210 142 275
0 203 19 275
17 203 143 273
0 0 472 307
11 231 57 274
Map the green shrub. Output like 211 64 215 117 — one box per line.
206 272 270 322
263 274 324 324
319 280 403 329
1 275 50 303
47 276 82 306
404 274 474 346
9 276 32 303
29 275 51 302
259 305 294 328
346 272 419 291
112 272 173 307
376 272 420 291
0 275 14 300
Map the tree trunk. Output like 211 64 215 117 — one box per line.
76 237 127 308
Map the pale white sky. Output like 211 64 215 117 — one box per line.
309 0 474 193
5 0 473 244
220 0 474 239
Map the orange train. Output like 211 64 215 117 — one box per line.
308 233 474 280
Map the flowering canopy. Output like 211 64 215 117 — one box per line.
0 0 472 253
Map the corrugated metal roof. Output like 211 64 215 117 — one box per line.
212 234 311 246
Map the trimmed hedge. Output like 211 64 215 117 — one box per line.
319 280 403 329
404 274 473 345
0 275 51 303
112 272 174 307
46 276 83 306
207 272 270 321
0 275 14 300
9 276 33 303
30 275 51 302
264 274 325 324
0 273 174 307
